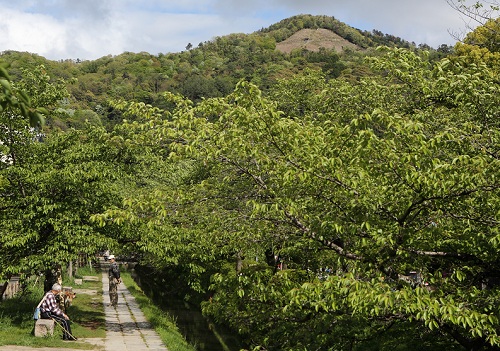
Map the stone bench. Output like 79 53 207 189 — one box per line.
82 276 99 282
34 319 55 337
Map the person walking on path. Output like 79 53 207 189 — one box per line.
40 283 77 341
108 255 121 307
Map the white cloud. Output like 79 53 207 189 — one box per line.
118 12 224 54
0 9 66 56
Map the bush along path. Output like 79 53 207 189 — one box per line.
101 264 168 351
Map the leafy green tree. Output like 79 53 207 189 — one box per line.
179 74 223 101
0 65 128 282
98 44 500 350
447 0 500 35
0 125 128 280
202 63 499 350
463 17 500 52
0 63 48 130
452 16 500 74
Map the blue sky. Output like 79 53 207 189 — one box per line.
0 0 476 61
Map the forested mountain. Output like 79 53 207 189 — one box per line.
3 10 500 351
0 14 450 132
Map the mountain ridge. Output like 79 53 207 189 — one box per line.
0 14 450 132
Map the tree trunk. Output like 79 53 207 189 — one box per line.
0 281 8 299
67 261 73 279
236 252 243 273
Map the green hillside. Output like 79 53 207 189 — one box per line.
0 14 450 132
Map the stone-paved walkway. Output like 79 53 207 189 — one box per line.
102 270 168 351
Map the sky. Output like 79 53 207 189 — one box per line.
0 0 473 61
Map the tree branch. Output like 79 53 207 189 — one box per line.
220 155 362 260
283 209 362 260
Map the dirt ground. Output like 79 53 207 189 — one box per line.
276 28 360 54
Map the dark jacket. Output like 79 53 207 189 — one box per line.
108 262 120 280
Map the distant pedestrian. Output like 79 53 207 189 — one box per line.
40 283 77 341
108 255 121 307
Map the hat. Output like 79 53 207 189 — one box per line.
108 255 115 260
52 283 62 291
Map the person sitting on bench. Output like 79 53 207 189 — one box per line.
40 283 77 341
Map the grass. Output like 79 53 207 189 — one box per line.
69 282 106 339
0 267 105 349
121 271 196 351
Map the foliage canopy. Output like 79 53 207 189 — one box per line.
2 12 500 351
90 42 500 350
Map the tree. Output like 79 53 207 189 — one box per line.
0 62 48 131
0 125 128 280
0 65 128 282
451 15 500 84
203 56 499 349
99 44 500 350
466 17 500 50
447 0 500 25
447 0 500 41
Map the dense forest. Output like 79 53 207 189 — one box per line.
1 7 500 351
